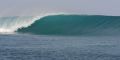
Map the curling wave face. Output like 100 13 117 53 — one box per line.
0 13 64 33
17 15 120 36
0 14 120 35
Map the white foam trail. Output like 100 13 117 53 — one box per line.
0 13 67 33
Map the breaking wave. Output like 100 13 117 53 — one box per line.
0 13 62 33
18 15 120 36
0 13 120 35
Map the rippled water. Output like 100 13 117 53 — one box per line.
0 34 120 60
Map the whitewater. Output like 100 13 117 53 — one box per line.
0 13 120 60
0 13 67 33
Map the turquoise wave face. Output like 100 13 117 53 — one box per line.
17 15 120 36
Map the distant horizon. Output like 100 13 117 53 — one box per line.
1 13 120 17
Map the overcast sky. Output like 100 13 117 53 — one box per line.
0 0 120 16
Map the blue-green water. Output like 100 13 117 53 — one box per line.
0 14 120 60
0 34 120 60
18 15 120 36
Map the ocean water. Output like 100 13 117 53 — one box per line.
0 14 120 60
0 34 120 60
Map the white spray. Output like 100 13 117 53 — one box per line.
0 13 66 33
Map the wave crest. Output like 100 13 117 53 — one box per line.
0 13 66 33
17 15 120 36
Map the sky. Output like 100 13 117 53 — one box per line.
0 0 120 16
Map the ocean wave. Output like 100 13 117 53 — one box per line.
16 14 120 36
0 13 68 33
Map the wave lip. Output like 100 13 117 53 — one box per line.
17 14 120 36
